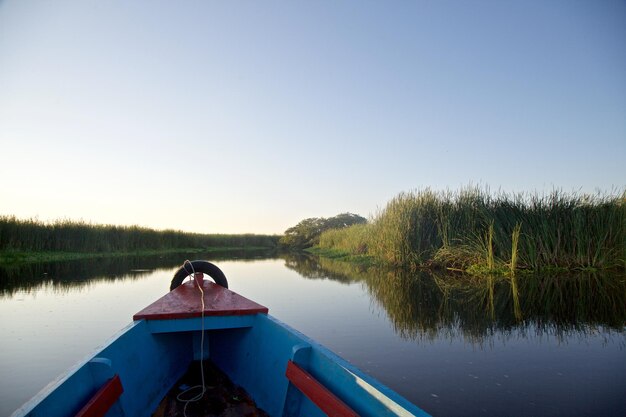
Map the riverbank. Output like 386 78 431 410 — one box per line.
0 216 280 266
316 187 625 275
305 247 377 267
0 246 275 266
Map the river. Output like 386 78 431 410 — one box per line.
0 252 624 416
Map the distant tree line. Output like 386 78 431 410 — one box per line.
0 216 279 253
279 213 367 249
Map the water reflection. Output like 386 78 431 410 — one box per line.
283 253 356 283
3 251 624 343
284 254 626 344
0 249 277 297
1 253 624 416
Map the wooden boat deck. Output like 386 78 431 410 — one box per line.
134 281 269 321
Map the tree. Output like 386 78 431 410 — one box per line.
279 213 367 249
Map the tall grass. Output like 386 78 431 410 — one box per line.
486 221 495 270
0 216 279 254
318 187 625 273
510 222 522 274
318 223 371 255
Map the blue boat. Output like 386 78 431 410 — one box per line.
11 261 430 417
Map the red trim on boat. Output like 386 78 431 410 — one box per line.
286 360 359 417
74 375 123 417
133 281 268 321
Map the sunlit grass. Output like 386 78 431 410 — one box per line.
510 222 522 274
317 186 625 274
0 216 279 264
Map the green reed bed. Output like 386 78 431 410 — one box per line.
0 216 279 264
317 187 625 274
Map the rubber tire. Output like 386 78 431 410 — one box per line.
170 260 229 291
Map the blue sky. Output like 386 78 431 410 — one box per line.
0 1 624 234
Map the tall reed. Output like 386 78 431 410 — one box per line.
317 186 625 273
510 222 522 274
486 221 495 271
0 216 279 254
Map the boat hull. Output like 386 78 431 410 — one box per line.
12 283 430 417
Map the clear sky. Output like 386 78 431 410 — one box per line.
1 1 624 234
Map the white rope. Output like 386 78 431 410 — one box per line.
176 260 206 417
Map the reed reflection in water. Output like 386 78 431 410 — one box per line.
0 249 277 297
285 254 626 345
283 254 626 416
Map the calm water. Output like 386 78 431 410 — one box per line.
0 253 624 417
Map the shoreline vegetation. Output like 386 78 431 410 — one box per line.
311 187 624 275
0 216 279 266
3 186 624 276
0 247 274 265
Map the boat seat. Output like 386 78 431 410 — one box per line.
285 360 359 417
74 374 124 417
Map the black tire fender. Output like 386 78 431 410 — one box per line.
170 260 229 291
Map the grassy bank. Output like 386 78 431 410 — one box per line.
305 247 377 267
318 187 625 274
0 216 279 265
0 246 274 265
